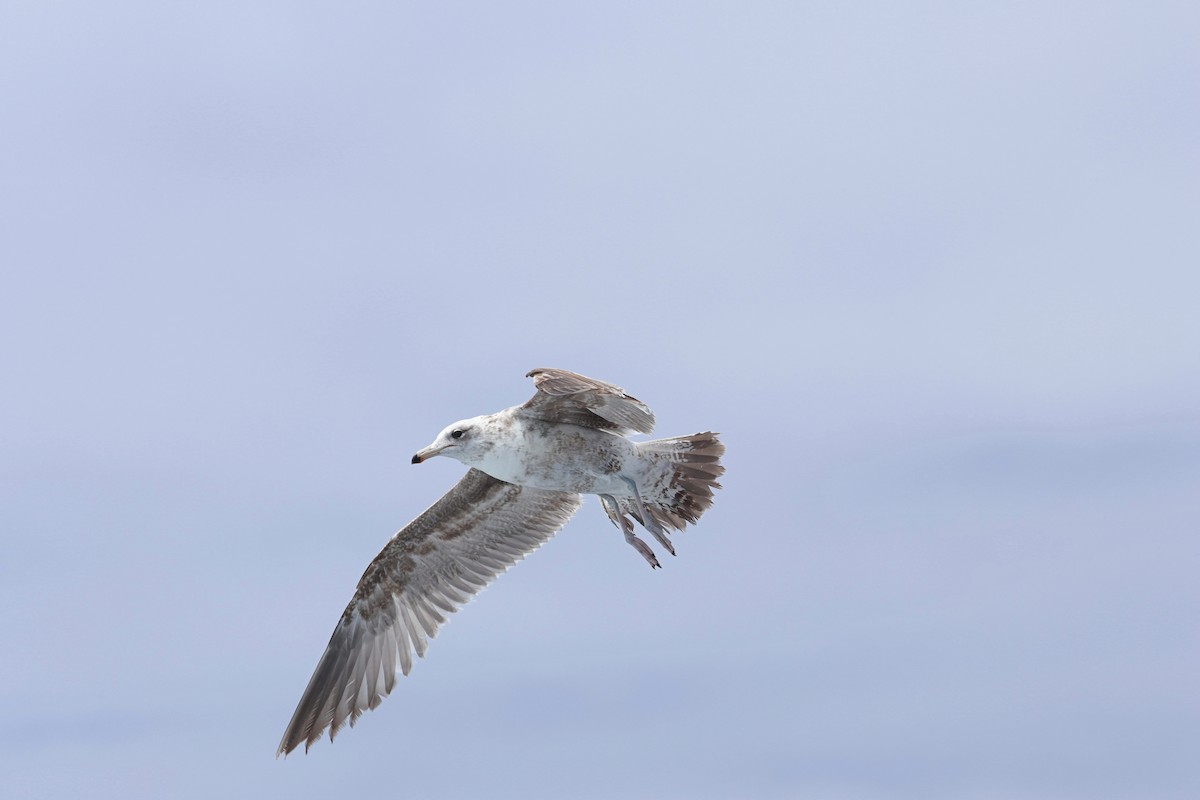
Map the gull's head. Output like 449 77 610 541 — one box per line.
411 416 489 465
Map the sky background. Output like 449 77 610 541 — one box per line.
2 2 1198 798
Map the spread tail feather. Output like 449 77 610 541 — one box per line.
609 431 720 537
601 432 724 565
637 431 725 529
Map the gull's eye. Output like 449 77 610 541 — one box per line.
450 429 465 440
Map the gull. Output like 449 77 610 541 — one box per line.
276 368 724 756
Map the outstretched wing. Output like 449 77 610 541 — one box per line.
519 367 655 435
277 469 581 756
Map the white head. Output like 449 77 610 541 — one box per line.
411 416 492 466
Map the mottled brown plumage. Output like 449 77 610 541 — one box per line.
278 369 723 756
277 469 579 756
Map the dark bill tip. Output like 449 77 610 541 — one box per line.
411 454 422 464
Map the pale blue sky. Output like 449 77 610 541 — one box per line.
2 3 1198 798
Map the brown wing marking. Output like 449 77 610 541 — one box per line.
277 469 581 756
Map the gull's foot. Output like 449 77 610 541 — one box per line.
648 525 675 557
630 535 660 569
601 492 663 568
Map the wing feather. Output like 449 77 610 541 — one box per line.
277 468 581 756
520 367 655 435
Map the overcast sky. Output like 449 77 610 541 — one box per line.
2 2 1198 799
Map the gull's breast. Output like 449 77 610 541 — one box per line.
476 421 634 494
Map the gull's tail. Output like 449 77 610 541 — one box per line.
635 431 725 531
643 434 724 527
600 432 724 567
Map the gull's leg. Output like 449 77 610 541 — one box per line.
621 477 675 556
600 494 660 569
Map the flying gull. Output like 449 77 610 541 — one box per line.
277 368 725 756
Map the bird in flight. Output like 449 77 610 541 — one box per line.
277 368 724 756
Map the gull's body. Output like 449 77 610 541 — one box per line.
277 368 724 756
426 409 646 495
